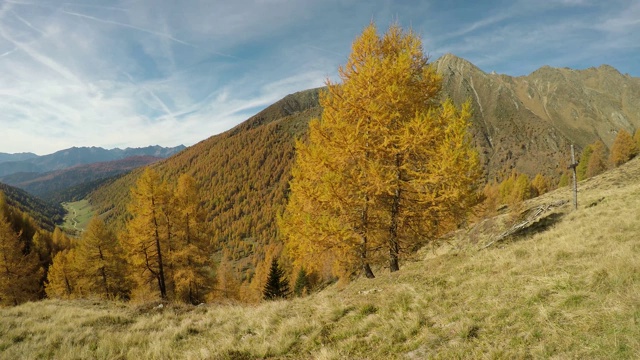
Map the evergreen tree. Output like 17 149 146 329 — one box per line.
576 145 593 181
293 267 310 297
263 258 290 300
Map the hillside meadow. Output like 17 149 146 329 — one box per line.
2 158 640 359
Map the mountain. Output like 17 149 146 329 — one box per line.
0 156 163 201
0 152 38 163
87 58 640 295
0 182 65 231
0 145 186 178
433 54 640 180
89 88 321 284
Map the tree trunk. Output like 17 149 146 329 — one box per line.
360 198 375 278
388 153 401 272
151 200 167 299
97 246 110 299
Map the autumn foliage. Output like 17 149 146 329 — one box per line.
609 129 638 167
280 23 480 280
120 169 213 303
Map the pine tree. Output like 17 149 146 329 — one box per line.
280 23 480 278
576 145 593 181
609 129 638 167
558 173 570 188
293 267 310 297
263 258 290 300
122 168 172 300
0 215 42 305
74 217 130 299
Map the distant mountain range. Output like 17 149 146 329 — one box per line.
0 152 38 163
0 155 164 201
0 145 185 177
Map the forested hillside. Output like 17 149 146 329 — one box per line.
87 55 640 301
89 89 321 298
0 183 64 231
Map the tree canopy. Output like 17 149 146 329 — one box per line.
280 23 480 280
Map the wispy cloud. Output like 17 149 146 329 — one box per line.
0 0 637 155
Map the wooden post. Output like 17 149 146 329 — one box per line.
568 144 578 210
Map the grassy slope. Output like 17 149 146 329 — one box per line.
2 159 640 359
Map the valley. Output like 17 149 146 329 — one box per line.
61 200 94 235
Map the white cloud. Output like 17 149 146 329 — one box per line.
0 0 637 155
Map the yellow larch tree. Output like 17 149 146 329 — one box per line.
586 140 608 178
609 129 638 167
280 23 480 278
45 249 80 299
122 168 172 300
74 216 130 299
172 174 213 304
0 214 42 305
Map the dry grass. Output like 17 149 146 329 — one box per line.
3 159 640 359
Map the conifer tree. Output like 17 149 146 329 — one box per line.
45 249 79 299
0 215 42 305
586 140 608 178
293 267 310 297
531 173 551 197
74 217 130 299
122 168 172 300
576 145 593 181
172 174 212 304
280 23 480 277
609 129 637 167
263 258 290 300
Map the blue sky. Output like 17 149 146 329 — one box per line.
0 0 638 155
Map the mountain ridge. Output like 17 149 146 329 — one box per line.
0 145 186 178
0 155 163 201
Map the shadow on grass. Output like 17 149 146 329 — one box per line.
512 212 565 240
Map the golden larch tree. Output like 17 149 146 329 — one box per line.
0 215 42 305
45 249 80 299
586 140 608 178
74 216 130 299
609 129 638 167
172 174 213 304
280 23 480 278
122 168 172 300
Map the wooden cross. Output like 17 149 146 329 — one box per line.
567 144 578 210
